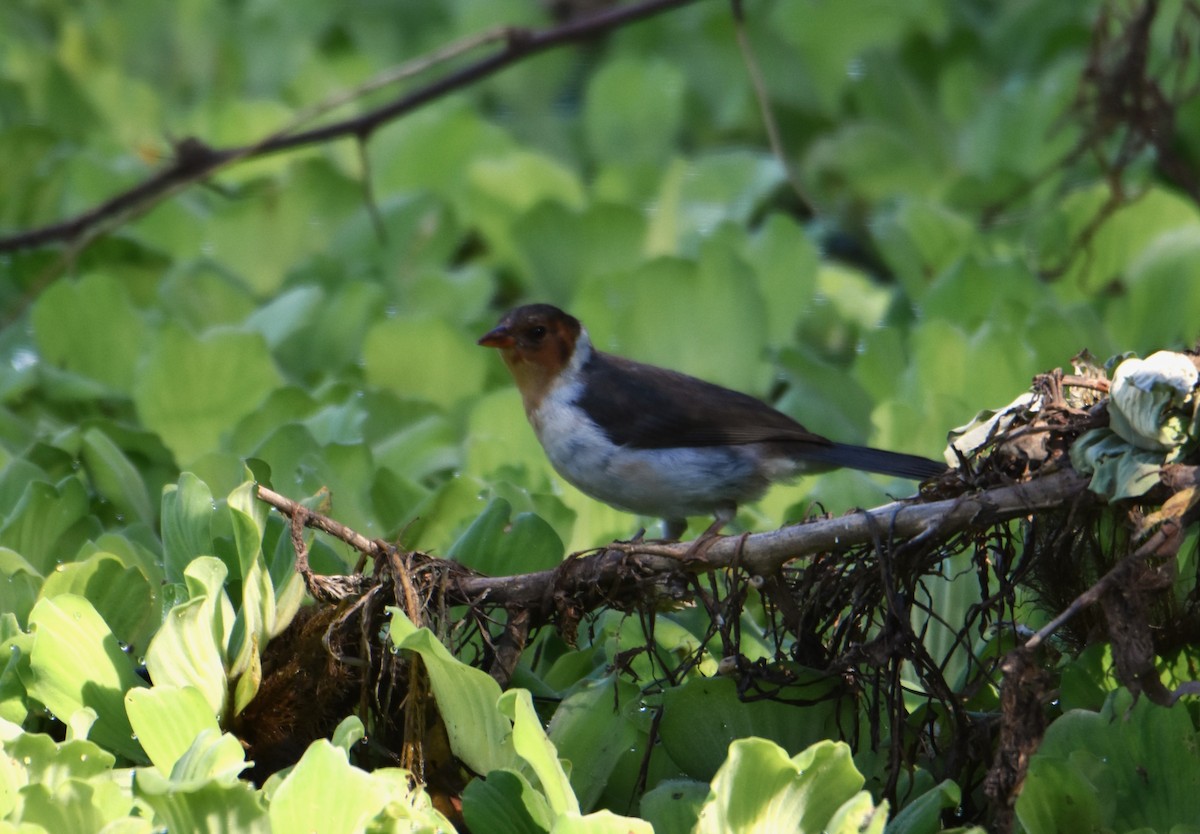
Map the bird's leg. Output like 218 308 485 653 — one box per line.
663 518 687 541
681 504 734 562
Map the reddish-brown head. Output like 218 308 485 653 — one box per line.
478 304 583 412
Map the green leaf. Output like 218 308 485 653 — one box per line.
3 729 116 787
228 386 319 452
143 559 233 718
228 554 272 681
806 122 941 203
180 557 237 645
873 200 975 299
125 685 221 776
304 281 389 374
467 150 586 215
461 389 550 486
161 473 215 586
0 547 42 628
388 609 516 775
1069 428 1164 501
362 315 489 410
1015 757 1104 834
373 413 462 484
1016 689 1200 834
694 738 866 834
512 202 647 304
447 498 564 577
31 272 149 395
1058 644 1116 713
499 688 580 817
135 738 268 834
38 552 155 651
920 257 1045 332
463 150 587 270
79 426 155 527
0 617 34 724
741 215 820 346
584 57 684 166
771 0 944 114
546 675 641 812
268 740 390 834
574 253 770 395
330 716 365 754
25 595 147 761
886 779 960 834
155 263 258 332
241 286 324 350
199 161 360 296
270 571 306 640
639 779 711 834
1046 185 1200 298
169 729 250 784
133 325 283 466
826 791 888 834
249 423 377 534
659 675 842 781
548 810 654 833
0 477 90 576
231 634 262 717
1116 228 1200 354
462 768 554 834
15 780 131 834
774 344 876 442
225 477 277 684
226 477 269 580
372 101 515 197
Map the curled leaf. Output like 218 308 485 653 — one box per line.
1109 351 1200 453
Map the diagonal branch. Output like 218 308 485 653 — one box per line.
258 468 1092 614
453 469 1090 608
0 0 704 255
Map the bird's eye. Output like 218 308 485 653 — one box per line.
528 325 547 341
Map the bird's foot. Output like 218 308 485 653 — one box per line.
617 527 647 545
681 516 727 563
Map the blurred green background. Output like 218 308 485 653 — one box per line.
2 0 1199 560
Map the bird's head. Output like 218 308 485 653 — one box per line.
478 304 585 413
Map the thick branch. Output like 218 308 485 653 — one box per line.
0 0 703 254
456 469 1091 608
258 469 1092 616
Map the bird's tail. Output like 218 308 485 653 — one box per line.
803 442 947 481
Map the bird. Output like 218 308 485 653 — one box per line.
478 303 947 539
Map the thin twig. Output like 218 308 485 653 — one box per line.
259 484 387 559
729 0 815 214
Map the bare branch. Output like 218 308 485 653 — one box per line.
604 469 1090 576
259 469 1092 615
259 484 388 559
0 0 704 255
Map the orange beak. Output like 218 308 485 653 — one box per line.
477 325 515 349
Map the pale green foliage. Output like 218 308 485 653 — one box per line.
1017 690 1200 834
2 0 1200 831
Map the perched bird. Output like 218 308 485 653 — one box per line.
478 303 946 539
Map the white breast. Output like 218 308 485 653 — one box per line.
528 338 777 521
